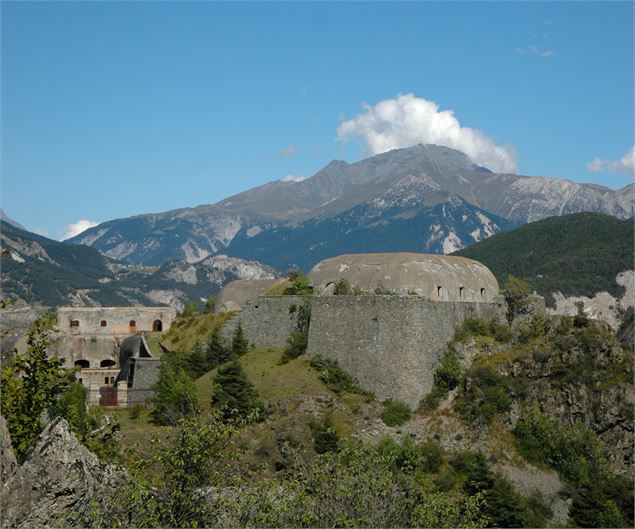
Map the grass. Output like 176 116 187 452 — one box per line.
264 279 293 296
141 331 165 357
162 312 234 352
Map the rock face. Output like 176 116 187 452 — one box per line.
0 415 17 487
0 417 126 528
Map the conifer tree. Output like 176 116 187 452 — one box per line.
205 326 231 370
230 322 249 358
211 360 263 421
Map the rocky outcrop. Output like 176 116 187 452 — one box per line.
0 417 127 528
0 415 17 488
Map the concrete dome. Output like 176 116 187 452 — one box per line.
308 252 499 302
215 278 287 312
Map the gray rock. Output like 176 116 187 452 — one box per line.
0 414 17 487
0 417 126 528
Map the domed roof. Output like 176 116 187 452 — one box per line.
215 278 288 312
308 252 498 302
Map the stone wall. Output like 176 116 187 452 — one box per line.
220 296 308 349
306 295 505 407
56 307 176 336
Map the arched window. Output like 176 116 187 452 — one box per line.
437 286 443 299
74 359 90 368
100 359 116 368
152 319 163 332
129 320 136 328
459 287 464 299
100 320 107 327
480 288 486 298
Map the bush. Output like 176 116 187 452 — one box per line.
455 366 511 424
380 399 412 427
282 269 312 296
309 355 367 395
333 278 352 295
313 414 340 454
182 301 199 317
151 357 199 426
453 317 512 343
280 301 311 364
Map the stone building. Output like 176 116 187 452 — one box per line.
216 253 543 407
51 306 176 407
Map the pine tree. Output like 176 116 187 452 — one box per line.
211 360 263 421
151 360 199 426
231 322 249 358
185 341 207 378
205 326 231 370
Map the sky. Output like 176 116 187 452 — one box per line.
1 1 633 240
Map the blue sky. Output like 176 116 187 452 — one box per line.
1 1 633 239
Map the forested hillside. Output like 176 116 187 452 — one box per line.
455 213 633 302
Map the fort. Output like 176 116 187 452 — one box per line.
218 253 541 407
49 307 176 407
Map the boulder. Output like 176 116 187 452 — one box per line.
0 417 126 528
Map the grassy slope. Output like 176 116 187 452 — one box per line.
161 312 234 352
454 212 634 304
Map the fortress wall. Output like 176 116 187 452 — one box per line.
56 307 177 336
220 296 308 349
307 296 504 407
50 335 119 368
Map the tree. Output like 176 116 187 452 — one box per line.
185 341 207 378
151 358 199 426
230 322 249 358
211 360 264 421
1 321 71 459
280 301 311 364
203 295 216 314
205 326 231 370
502 275 532 327
182 301 199 317
283 269 312 296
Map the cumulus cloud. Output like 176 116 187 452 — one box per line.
586 145 635 176
281 174 306 182
279 144 297 158
60 219 99 240
336 93 517 173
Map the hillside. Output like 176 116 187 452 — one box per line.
454 213 634 304
0 221 277 309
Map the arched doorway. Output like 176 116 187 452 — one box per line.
152 319 163 332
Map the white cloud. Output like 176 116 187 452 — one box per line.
281 174 306 182
515 44 554 57
586 145 635 176
60 219 99 240
336 93 517 173
279 144 297 158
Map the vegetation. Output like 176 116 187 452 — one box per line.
333 277 352 295
181 300 200 317
282 269 312 296
514 405 633 527
380 399 412 427
205 326 231 370
1 321 71 459
211 360 264 421
455 212 634 304
230 322 250 358
204 295 216 314
502 275 532 327
312 414 340 454
308 354 367 395
420 354 465 410
279 301 311 364
151 352 199 425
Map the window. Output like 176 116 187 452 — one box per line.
70 320 79 327
480 288 486 298
437 286 443 299
110 377 115 384
105 377 109 385
78 378 83 384
100 359 116 368
459 287 464 299
129 320 136 327
100 320 107 327
74 359 90 368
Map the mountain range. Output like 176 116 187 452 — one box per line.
0 221 276 310
68 144 634 271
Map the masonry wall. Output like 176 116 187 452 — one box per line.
126 357 161 406
306 295 505 407
57 307 177 336
220 296 309 349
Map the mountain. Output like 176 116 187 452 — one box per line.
0 221 277 310
67 144 634 268
454 212 634 305
0 209 26 230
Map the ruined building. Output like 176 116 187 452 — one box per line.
50 307 176 407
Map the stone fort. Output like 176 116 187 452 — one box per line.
50 307 176 407
218 253 542 407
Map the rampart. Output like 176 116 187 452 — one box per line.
306 296 505 407
220 296 308 348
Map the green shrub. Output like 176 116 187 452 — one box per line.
205 326 231 370
230 322 249 358
309 355 367 395
453 317 512 343
282 269 312 296
280 301 310 364
211 360 264 421
380 399 412 427
333 278 352 295
455 366 511 424
313 414 340 454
